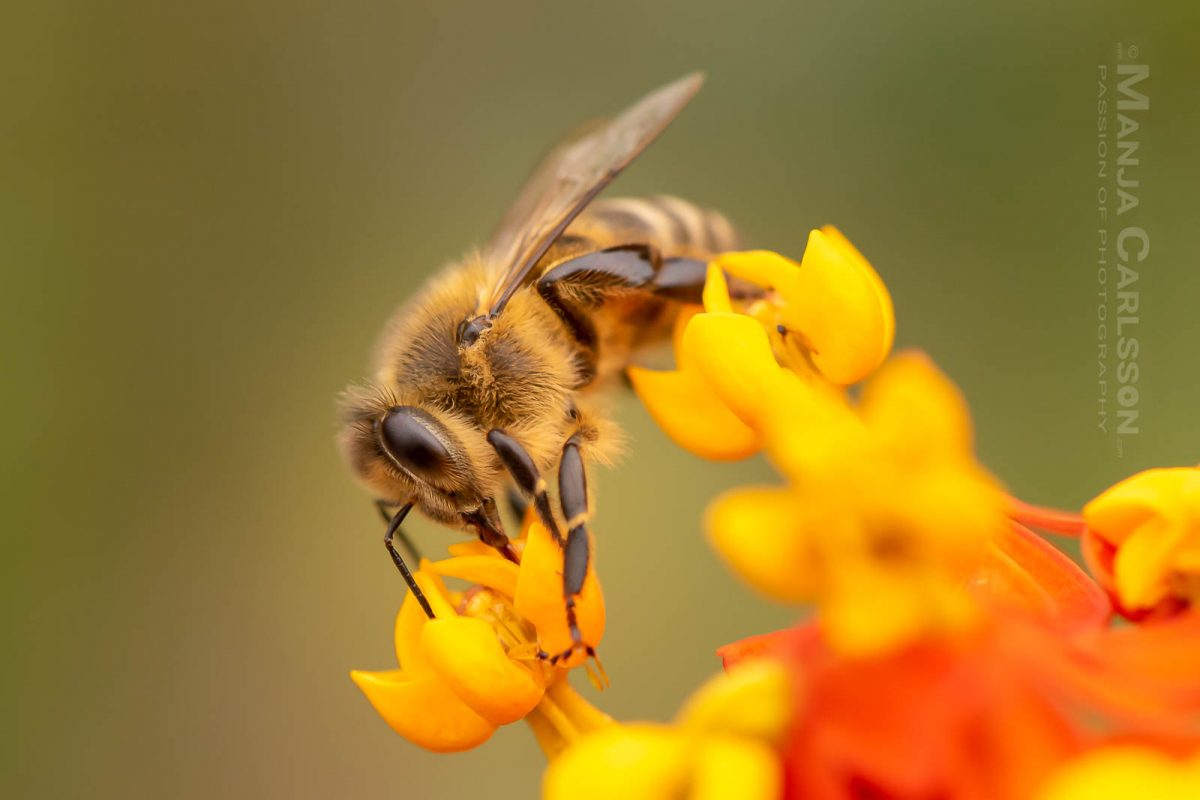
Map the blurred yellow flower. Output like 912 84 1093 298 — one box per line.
629 227 894 460
714 352 1004 654
1039 747 1200 800
1083 466 1200 614
542 660 788 800
351 519 606 752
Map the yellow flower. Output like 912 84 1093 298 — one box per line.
629 227 894 460
715 226 894 385
710 351 1003 654
351 520 606 752
1083 466 1200 614
542 660 788 800
1039 747 1200 800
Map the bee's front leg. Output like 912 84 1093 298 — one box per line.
374 498 421 561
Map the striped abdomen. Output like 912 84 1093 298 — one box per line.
571 195 740 260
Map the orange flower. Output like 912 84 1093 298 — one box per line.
720 613 1200 800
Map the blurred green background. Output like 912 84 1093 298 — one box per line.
5 0 1199 797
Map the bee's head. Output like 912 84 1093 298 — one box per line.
338 389 504 541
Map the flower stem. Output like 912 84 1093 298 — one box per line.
525 678 615 761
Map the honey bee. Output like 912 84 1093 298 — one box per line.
339 73 740 660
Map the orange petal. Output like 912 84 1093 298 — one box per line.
628 364 760 461
1007 498 1087 537
515 520 605 666
350 668 495 752
420 616 545 725
968 522 1110 633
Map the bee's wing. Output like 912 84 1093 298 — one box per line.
484 72 704 316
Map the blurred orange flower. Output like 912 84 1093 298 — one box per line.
719 613 1200 800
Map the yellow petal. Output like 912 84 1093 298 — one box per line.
420 616 545 725
393 570 458 670
447 539 503 558
683 312 783 427
859 350 974 464
786 229 892 384
394 590 431 672
515 520 605 666
715 250 801 295
350 668 495 753
759 375 869 484
701 263 733 313
671 304 704 371
821 564 976 656
1039 747 1200 800
821 225 895 357
542 724 690 800
1111 517 1181 610
676 660 791 742
691 736 781 800
706 486 815 603
427 554 521 598
1084 467 1199 546
628 364 760 461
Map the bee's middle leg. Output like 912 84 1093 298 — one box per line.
552 432 594 663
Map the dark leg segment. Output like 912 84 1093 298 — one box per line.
547 433 594 661
650 257 763 303
558 434 591 598
537 244 659 383
487 429 563 543
374 498 422 562
461 497 519 563
383 503 435 619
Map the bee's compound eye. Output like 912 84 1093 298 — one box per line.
379 406 452 477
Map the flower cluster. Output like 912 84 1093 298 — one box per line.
351 518 608 752
352 226 1200 800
